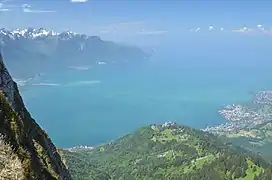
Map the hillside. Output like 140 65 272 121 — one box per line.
220 121 272 162
203 91 272 162
61 122 272 180
58 149 110 180
0 53 71 179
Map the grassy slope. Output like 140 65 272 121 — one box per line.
62 123 270 180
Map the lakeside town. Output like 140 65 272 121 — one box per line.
202 91 272 134
64 145 94 152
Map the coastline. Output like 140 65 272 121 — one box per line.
202 90 272 134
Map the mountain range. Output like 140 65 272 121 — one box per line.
0 28 152 78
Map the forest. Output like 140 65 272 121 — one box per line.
60 123 272 180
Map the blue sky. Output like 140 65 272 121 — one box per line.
0 0 271 46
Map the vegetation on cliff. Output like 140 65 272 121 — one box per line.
0 53 71 180
0 134 24 180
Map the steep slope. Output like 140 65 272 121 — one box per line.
58 149 110 180
62 122 272 180
0 53 71 179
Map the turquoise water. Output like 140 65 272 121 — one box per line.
19 42 272 148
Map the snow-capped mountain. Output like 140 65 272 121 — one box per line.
0 28 89 40
0 28 151 78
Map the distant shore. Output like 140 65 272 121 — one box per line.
202 90 272 134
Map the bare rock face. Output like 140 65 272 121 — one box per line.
0 53 16 109
0 52 71 180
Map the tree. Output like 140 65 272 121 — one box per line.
233 167 243 178
253 166 257 172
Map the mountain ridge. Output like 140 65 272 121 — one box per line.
0 28 92 40
0 27 152 78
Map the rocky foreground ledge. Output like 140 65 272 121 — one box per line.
202 91 272 134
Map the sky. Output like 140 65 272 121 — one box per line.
0 0 272 46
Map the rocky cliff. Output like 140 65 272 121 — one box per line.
0 52 71 179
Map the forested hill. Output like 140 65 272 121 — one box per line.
61 122 272 180
221 121 272 163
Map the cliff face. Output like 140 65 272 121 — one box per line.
0 52 71 179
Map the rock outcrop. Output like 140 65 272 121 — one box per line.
0 52 71 179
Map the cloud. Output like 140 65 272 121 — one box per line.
256 27 272 35
232 26 253 33
0 8 9 11
256 24 266 32
189 28 200 32
21 3 55 13
0 1 14 12
23 8 55 13
231 24 272 35
208 25 213 31
231 26 272 35
21 4 31 9
70 0 88 3
257 24 263 28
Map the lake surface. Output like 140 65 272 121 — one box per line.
18 41 272 148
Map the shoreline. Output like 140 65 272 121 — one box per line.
202 90 272 134
63 91 272 150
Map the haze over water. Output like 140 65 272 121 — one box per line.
19 36 272 148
